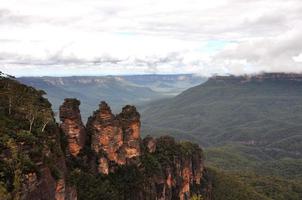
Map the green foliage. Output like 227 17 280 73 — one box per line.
15 130 37 144
208 168 270 200
50 165 61 181
205 145 302 179
69 165 144 200
140 153 162 177
109 165 144 199
234 173 302 200
68 138 205 200
69 170 120 200
0 78 64 197
142 76 302 199
142 76 302 156
180 141 202 157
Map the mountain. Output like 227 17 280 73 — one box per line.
120 74 206 95
1 75 302 200
0 76 212 200
142 73 302 151
141 73 302 194
18 74 206 122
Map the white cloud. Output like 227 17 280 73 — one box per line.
294 54 302 62
0 0 302 76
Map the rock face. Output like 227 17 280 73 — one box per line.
13 97 211 200
1 77 211 200
60 98 86 157
57 99 211 199
19 125 77 200
140 136 211 200
86 101 141 174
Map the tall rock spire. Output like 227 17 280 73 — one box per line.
59 98 86 157
86 102 141 174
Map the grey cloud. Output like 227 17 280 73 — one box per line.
0 9 30 25
213 29 302 74
1 0 302 76
0 50 185 72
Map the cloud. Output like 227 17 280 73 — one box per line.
0 0 302 76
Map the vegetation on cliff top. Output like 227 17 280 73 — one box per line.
0 77 62 199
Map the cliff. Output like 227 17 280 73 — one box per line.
61 99 211 200
86 102 141 174
140 136 212 200
60 99 86 157
210 73 302 83
0 76 211 200
0 77 77 200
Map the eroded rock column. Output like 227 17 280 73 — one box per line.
86 102 141 174
59 98 86 157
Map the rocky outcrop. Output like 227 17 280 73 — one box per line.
57 99 211 199
86 102 141 174
1 76 211 200
140 136 211 200
11 124 77 200
60 99 86 157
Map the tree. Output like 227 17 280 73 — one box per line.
22 103 39 133
40 108 54 132
0 82 15 115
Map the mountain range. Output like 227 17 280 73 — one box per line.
1 72 302 200
18 74 206 121
141 73 302 187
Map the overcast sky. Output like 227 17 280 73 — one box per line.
0 0 302 77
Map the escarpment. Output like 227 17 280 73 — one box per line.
0 75 211 200
141 136 211 200
59 98 212 200
0 77 77 200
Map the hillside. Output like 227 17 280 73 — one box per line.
18 74 205 122
141 73 302 189
142 73 302 152
0 76 213 200
0 75 77 199
1 75 302 200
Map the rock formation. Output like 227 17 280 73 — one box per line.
60 98 86 157
57 99 212 199
17 124 77 200
1 76 211 200
140 136 211 200
86 101 141 174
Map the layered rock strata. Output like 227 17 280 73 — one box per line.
59 99 86 157
140 136 211 200
58 99 211 199
86 101 141 174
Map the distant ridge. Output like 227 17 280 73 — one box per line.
142 72 302 154
17 74 206 121
212 73 302 82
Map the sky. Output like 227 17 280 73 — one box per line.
0 0 302 77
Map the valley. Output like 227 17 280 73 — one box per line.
1 72 302 199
